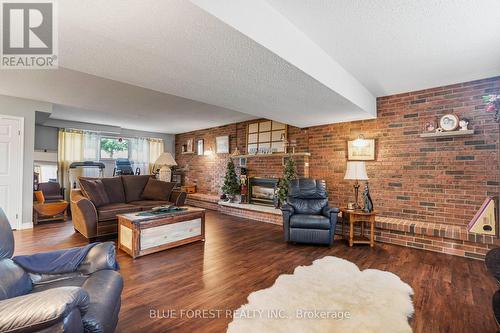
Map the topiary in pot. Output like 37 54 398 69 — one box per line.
221 159 240 202
275 157 297 207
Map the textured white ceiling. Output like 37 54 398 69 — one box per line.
1 0 497 133
267 0 500 96
0 69 255 134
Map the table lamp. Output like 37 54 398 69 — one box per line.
154 153 177 182
344 161 368 209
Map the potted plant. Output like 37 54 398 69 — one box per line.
222 159 240 202
275 157 297 207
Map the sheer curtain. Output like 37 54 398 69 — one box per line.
82 131 102 178
83 131 100 161
130 137 150 175
149 139 164 174
58 129 84 193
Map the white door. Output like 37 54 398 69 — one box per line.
0 116 23 229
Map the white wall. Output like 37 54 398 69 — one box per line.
0 95 52 229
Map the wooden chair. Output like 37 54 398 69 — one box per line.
33 190 68 224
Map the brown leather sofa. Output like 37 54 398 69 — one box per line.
71 175 187 241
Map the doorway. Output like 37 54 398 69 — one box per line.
0 115 23 229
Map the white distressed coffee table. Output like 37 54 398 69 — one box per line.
117 207 205 258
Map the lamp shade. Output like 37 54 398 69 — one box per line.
344 161 368 180
155 152 177 166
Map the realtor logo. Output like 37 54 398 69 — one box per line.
1 0 57 69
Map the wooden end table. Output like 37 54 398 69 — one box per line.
117 207 205 259
341 208 376 247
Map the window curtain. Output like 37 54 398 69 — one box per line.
83 131 100 161
148 138 164 173
58 129 84 194
130 137 150 175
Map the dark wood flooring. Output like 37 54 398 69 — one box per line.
13 210 498 333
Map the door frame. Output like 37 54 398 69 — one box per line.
0 114 24 229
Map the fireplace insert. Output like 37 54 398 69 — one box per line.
249 177 279 206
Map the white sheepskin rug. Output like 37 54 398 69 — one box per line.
227 256 414 333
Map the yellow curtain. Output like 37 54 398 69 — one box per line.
148 139 164 173
58 129 84 194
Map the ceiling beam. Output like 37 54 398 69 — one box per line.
190 0 377 119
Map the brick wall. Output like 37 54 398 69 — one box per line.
176 76 500 227
175 120 309 195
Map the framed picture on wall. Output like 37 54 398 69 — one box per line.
216 136 229 154
347 139 375 161
197 139 204 156
182 138 194 153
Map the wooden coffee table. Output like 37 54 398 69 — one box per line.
117 207 205 258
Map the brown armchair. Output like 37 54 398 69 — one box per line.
38 182 64 202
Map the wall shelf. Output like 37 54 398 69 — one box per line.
181 151 195 155
419 130 474 138
231 152 311 159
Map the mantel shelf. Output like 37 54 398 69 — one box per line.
231 152 311 159
181 151 195 155
419 129 474 138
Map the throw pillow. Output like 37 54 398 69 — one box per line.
141 178 175 201
122 175 151 202
79 178 110 207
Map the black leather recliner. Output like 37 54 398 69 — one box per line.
0 208 123 333
281 179 339 246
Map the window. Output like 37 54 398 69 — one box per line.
99 137 129 159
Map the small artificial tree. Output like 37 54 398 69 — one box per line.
276 157 297 206
222 159 240 201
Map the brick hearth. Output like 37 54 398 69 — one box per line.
187 193 493 260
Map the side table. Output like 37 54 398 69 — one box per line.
341 208 376 247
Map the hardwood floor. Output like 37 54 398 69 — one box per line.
13 210 498 333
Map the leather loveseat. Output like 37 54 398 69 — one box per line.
71 175 187 241
0 208 123 333
281 178 339 246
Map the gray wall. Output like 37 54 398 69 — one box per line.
35 125 58 151
0 95 52 228
36 119 175 156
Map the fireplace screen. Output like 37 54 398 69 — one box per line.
249 177 279 206
252 186 275 200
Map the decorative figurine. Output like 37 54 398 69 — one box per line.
459 119 469 131
362 182 374 213
425 122 435 132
